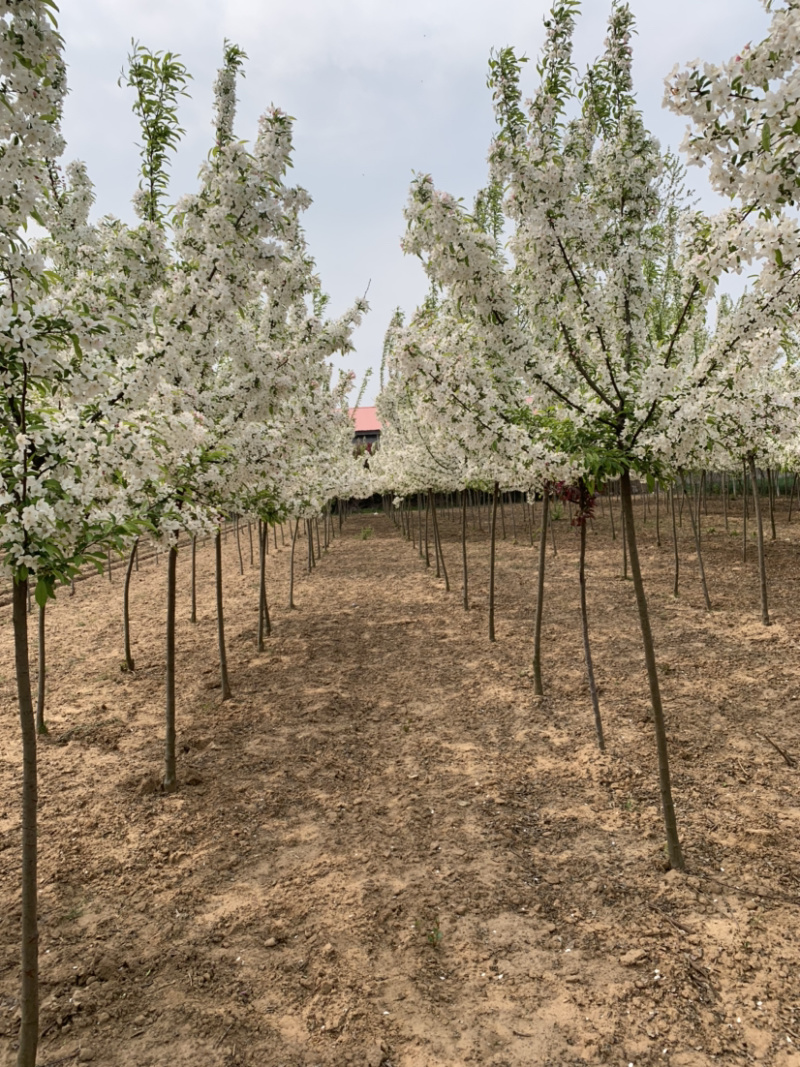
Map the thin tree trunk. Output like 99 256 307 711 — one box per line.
190 535 197 623
549 490 558 557
431 492 449 591
288 519 299 609
258 521 270 650
123 538 138 671
215 529 232 700
748 455 771 626
248 521 254 567
13 577 38 1067
608 487 616 541
680 472 712 611
621 495 628 579
164 545 178 792
789 473 798 523
489 481 499 643
620 471 684 871
670 487 679 598
461 489 469 611
742 459 748 562
532 489 549 696
768 469 777 541
578 511 604 752
36 603 47 735
424 494 431 568
315 518 322 560
235 516 244 575
723 472 729 532
655 481 661 547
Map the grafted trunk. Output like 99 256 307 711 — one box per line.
13 577 38 1067
620 471 684 870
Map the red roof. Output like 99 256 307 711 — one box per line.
349 406 382 433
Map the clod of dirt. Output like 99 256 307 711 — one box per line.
620 948 647 966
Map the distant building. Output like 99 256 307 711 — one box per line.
350 406 382 450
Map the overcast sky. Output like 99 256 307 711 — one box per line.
57 0 770 404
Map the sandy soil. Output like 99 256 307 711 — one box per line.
1 493 800 1067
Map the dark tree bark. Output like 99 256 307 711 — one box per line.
235 516 244 575
431 492 449 591
670 487 679 598
164 545 178 792
679 472 712 611
461 489 469 611
288 519 299 609
748 455 770 626
123 538 138 671
248 521 254 567
578 506 604 751
35 603 47 735
215 529 232 700
190 535 197 624
489 481 499 643
258 521 271 650
13 577 38 1067
620 471 684 870
532 489 549 696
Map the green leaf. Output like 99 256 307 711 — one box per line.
35 578 52 608
762 123 771 152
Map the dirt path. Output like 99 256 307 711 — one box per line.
1 503 800 1067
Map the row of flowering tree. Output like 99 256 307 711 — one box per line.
370 0 800 877
1 7 369 1063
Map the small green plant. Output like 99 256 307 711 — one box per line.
416 916 443 949
550 502 564 521
624 798 635 812
360 526 373 540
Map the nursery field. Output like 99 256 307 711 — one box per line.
1 502 800 1067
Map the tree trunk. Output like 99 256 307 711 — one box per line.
35 603 47 735
424 494 431 568
789 473 798 523
747 455 770 626
13 577 39 1067
248 521 254 567
235 515 244 575
431 492 449 591
742 459 748 563
579 513 604 751
679 472 712 611
489 481 499 643
215 529 232 699
288 519 299 609
258 521 271 650
655 481 661 547
532 489 549 696
164 545 178 792
123 538 138 671
670 487 679 598
768 469 777 541
190 535 197 624
620 471 684 870
461 489 469 611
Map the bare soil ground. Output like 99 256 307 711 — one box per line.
1 495 800 1067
